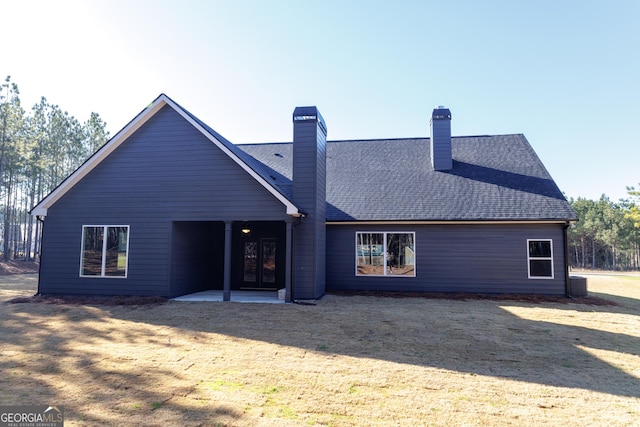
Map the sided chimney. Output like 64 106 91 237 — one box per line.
430 106 452 171
292 106 327 299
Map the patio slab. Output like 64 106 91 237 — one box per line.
172 290 284 303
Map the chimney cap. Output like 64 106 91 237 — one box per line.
431 106 451 120
293 106 327 133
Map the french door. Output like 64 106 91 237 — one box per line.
242 238 278 289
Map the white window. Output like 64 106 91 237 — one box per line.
527 239 553 279
80 226 129 277
356 232 415 277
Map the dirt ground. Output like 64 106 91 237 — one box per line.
0 269 638 426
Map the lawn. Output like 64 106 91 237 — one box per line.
0 272 638 426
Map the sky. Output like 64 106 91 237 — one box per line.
2 0 639 202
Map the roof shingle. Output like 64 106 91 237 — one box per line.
239 135 577 222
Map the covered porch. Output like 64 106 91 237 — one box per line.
169 220 294 302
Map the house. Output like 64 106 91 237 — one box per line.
31 94 578 301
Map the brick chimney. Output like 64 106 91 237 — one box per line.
292 106 327 299
430 106 452 171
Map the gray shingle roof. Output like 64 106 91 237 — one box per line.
239 135 578 222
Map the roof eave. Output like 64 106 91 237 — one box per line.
162 97 301 217
30 95 171 217
326 218 577 225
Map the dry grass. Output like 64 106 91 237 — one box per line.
0 272 639 426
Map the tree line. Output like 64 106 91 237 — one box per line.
1 77 638 271
569 190 640 271
0 76 109 261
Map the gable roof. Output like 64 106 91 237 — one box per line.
31 94 301 217
31 94 576 223
239 135 578 222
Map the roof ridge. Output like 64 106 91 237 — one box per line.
237 134 526 146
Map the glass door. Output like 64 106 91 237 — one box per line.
242 238 278 289
243 241 258 283
261 240 277 284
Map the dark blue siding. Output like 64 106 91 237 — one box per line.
326 223 567 295
39 105 290 297
292 109 327 299
170 221 225 297
430 108 452 171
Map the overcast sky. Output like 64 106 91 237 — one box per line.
3 0 639 201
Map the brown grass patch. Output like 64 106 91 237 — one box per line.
7 294 167 306
1 273 639 426
328 289 617 305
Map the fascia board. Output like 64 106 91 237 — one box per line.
31 96 169 217
162 97 300 216
326 220 574 225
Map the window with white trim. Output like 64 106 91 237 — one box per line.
527 239 553 279
356 232 415 276
81 226 129 277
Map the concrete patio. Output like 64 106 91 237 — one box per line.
172 290 284 303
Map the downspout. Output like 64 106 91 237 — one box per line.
563 222 572 298
35 215 45 296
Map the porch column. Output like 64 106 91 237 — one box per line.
223 221 232 301
285 220 293 303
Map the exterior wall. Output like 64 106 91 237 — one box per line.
38 105 290 297
170 221 225 297
326 222 568 295
430 108 452 171
292 108 327 299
